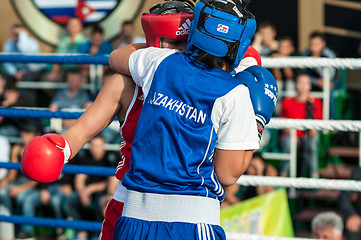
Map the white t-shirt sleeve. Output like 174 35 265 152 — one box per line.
211 85 259 150
128 47 179 98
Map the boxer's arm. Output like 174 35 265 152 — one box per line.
213 149 253 187
108 43 147 76
62 73 135 158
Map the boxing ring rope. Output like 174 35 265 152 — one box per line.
2 55 361 239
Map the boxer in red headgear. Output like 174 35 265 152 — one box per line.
21 1 261 239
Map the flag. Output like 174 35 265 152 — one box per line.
33 0 120 26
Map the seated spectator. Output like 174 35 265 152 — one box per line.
221 153 278 208
0 204 14 240
49 69 90 131
47 17 88 82
0 78 36 137
338 168 361 240
0 135 13 240
78 25 113 56
311 211 343 240
98 173 118 220
270 36 299 93
0 122 40 239
113 20 145 49
23 159 76 238
3 24 45 82
78 25 113 80
279 73 323 178
63 134 117 240
302 31 337 91
251 20 279 57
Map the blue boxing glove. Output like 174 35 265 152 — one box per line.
235 65 278 141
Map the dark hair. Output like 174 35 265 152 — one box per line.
258 20 276 31
278 35 294 45
122 20 134 27
92 133 105 141
4 77 18 91
193 51 232 72
309 31 325 41
252 152 265 161
11 23 23 29
91 25 104 35
64 69 81 77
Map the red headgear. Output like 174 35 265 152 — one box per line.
141 1 194 47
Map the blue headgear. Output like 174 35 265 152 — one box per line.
186 0 256 72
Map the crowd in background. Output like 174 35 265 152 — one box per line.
0 16 360 240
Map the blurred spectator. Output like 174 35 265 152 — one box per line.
311 211 343 240
221 153 278 208
23 161 76 238
98 174 118 220
0 135 13 240
0 79 36 137
270 36 299 93
78 25 113 56
49 69 90 131
3 24 45 82
47 17 88 82
251 20 279 57
78 25 113 80
63 134 117 239
279 73 322 178
302 31 337 91
0 136 10 181
0 123 40 239
338 168 361 240
114 20 145 49
0 204 14 240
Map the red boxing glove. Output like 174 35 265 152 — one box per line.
234 46 262 74
21 133 72 183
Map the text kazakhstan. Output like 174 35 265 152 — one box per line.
148 92 207 124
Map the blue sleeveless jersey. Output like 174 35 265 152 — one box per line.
123 49 258 201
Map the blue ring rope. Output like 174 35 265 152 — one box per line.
0 53 109 65
0 108 83 119
0 53 111 233
0 215 102 232
0 162 115 176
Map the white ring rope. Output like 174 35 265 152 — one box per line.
227 233 317 240
262 57 361 69
237 175 361 192
268 118 361 132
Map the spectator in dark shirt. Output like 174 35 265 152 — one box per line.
78 25 113 80
0 78 37 137
63 134 117 240
338 168 361 240
270 36 299 93
302 31 337 92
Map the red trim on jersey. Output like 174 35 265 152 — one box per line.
99 198 124 240
116 86 144 180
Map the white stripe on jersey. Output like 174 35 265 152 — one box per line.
197 223 202 240
210 225 216 239
197 127 215 198
120 85 139 130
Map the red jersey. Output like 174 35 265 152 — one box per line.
280 96 323 137
116 86 144 180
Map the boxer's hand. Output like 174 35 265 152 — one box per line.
233 46 262 74
21 133 71 183
235 65 278 141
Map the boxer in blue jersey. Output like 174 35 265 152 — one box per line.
109 0 278 239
